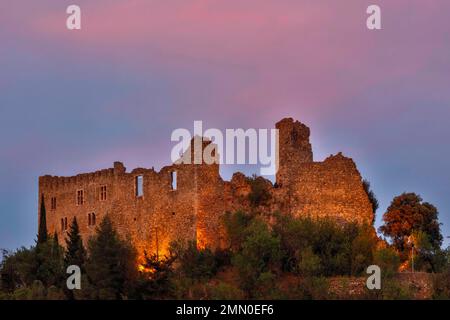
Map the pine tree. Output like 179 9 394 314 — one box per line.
85 216 137 299
35 234 64 287
37 194 48 244
64 217 86 270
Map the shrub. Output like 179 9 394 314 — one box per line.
247 175 271 208
232 219 282 297
373 247 400 279
222 211 254 252
172 241 218 281
208 282 245 300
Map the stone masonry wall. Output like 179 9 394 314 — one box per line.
38 118 374 261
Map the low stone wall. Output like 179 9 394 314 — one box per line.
328 272 434 300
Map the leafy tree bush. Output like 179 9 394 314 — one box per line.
35 235 65 288
1 247 36 292
222 211 254 252
272 213 377 277
432 250 450 299
373 247 400 279
232 219 282 297
208 282 245 300
171 241 218 281
131 252 176 299
297 246 321 277
362 179 379 224
292 276 329 300
246 175 272 208
379 193 443 260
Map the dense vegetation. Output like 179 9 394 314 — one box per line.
1 190 449 300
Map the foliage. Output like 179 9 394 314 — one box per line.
84 216 138 299
35 235 65 287
272 213 377 277
232 218 282 297
373 247 400 279
291 276 329 300
208 282 245 300
379 193 443 259
410 230 447 272
246 175 272 208
222 211 254 252
432 250 450 299
362 179 379 224
37 194 48 244
171 241 217 281
64 217 87 271
131 252 176 299
1 247 36 292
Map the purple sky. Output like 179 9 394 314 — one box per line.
1 0 450 250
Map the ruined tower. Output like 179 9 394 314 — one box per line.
275 118 313 187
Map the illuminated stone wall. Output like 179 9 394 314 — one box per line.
38 118 374 258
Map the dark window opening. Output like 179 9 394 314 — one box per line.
51 197 57 210
77 190 84 205
100 185 107 201
88 213 96 226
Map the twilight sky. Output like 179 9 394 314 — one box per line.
1 0 450 251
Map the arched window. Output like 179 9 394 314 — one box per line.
88 213 91 226
92 213 96 225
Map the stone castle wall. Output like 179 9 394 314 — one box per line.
38 118 374 259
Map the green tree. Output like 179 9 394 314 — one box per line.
85 216 137 299
35 234 64 287
64 217 86 270
131 251 176 299
232 219 281 297
362 179 379 224
373 247 400 279
379 193 443 257
171 241 217 281
222 211 254 252
247 175 272 208
64 218 87 299
37 194 48 244
0 247 36 292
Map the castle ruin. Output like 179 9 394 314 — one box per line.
38 118 374 259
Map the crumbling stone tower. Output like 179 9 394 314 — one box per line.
275 118 313 187
274 118 373 224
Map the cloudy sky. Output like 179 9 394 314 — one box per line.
1 0 449 250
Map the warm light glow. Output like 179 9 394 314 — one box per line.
196 228 207 250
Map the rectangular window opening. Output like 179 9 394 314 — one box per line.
135 175 144 197
51 197 57 210
171 171 177 190
100 185 107 201
77 190 84 205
